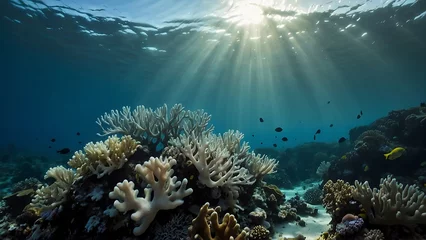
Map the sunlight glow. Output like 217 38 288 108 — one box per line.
225 1 268 25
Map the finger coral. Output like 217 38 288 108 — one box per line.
353 175 426 225
188 202 248 240
68 135 140 178
109 156 193 236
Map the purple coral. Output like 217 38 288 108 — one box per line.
336 217 364 236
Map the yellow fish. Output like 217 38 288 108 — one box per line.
384 147 406 160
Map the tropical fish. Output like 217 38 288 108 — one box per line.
357 114 361 119
282 137 288 142
421 161 426 167
341 155 347 160
329 124 333 127
76 132 80 136
273 144 277 147
384 147 406 160
275 127 283 132
315 129 321 134
327 101 330 104
57 148 71 154
51 138 56 142
259 117 264 122
338 137 346 143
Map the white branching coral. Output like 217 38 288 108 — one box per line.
169 131 255 189
109 156 193 236
316 161 331 177
353 175 426 225
68 135 140 178
31 166 77 209
95 104 213 152
247 153 278 179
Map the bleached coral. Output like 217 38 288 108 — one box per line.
68 135 140 178
247 153 278 179
353 175 426 225
169 131 255 189
316 161 331 177
95 104 213 151
109 156 193 236
31 166 77 209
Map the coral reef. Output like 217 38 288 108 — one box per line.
188 202 248 240
327 106 426 187
353 175 426 225
2 104 426 240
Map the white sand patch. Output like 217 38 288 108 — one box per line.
273 181 331 240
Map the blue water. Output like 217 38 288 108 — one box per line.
1 0 425 157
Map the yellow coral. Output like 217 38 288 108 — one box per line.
322 180 354 216
68 135 140 178
188 202 248 240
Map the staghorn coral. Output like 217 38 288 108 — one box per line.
322 180 354 216
353 175 426 225
247 153 278 179
170 130 258 210
248 225 270 240
30 166 77 210
109 156 193 236
188 202 248 240
68 135 140 178
169 131 255 189
96 104 214 152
